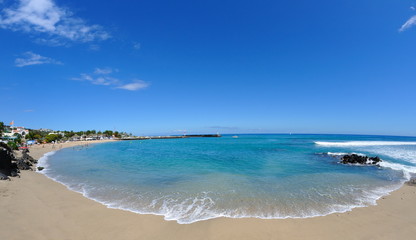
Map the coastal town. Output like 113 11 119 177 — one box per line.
0 120 133 181
0 121 223 150
0 121 132 150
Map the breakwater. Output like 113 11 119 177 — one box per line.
119 134 221 141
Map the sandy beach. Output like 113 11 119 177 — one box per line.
1 140 416 240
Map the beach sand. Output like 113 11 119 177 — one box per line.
1 140 416 240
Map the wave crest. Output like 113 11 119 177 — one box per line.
315 141 416 147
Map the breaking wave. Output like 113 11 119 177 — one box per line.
315 141 416 147
323 151 416 180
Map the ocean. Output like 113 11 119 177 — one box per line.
38 134 416 224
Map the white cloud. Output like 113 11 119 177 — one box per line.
399 15 416 32
116 80 149 91
73 68 149 91
15 51 62 67
0 0 110 43
411 6 416 11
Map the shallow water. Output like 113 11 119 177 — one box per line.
39 134 416 223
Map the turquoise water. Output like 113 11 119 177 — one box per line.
39 134 416 223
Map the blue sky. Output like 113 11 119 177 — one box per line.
1 0 416 136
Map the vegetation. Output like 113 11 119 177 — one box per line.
7 141 18 150
44 134 62 143
25 130 48 142
0 122 4 135
13 133 22 144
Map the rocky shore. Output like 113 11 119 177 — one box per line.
0 143 38 180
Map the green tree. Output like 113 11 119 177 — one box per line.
25 131 34 140
114 131 121 138
7 141 18 150
103 130 113 137
45 134 62 143
0 121 4 136
34 134 42 140
13 133 22 144
64 131 75 138
25 130 46 140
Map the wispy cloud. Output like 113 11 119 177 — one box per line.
73 68 149 91
74 73 119 86
116 80 149 91
133 42 141 50
0 0 110 43
399 15 416 32
94 67 116 75
89 44 100 51
15 51 62 67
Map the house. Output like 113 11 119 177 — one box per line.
3 126 29 137
39 128 53 132
71 134 81 141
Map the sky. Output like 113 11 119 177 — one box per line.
1 0 416 136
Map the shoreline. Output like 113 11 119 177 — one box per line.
1 141 416 239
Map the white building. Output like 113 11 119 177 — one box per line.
3 126 30 137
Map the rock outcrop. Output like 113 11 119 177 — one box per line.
340 154 381 165
321 152 382 166
0 142 38 180
0 142 18 177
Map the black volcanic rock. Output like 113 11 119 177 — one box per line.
0 142 16 176
0 172 10 181
16 159 32 170
0 142 28 178
340 154 381 165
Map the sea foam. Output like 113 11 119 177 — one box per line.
36 151 57 172
315 141 416 147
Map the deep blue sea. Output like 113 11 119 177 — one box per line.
38 134 416 224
